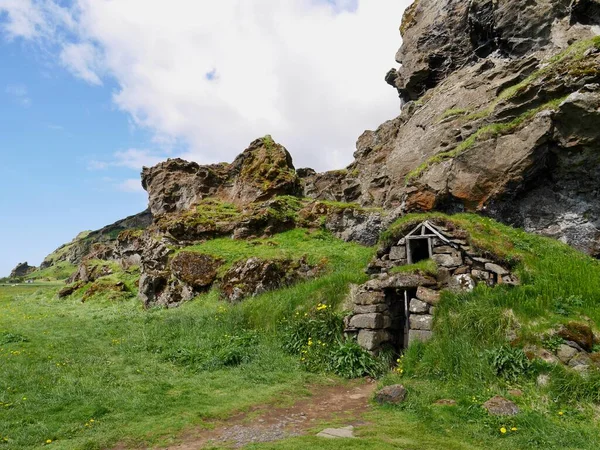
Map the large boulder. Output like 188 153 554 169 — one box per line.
142 136 302 217
170 252 223 290
220 257 320 302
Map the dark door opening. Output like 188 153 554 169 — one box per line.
385 288 415 354
408 238 431 264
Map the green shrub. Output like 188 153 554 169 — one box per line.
0 332 28 345
488 345 531 382
553 295 584 316
281 303 388 378
281 303 343 354
542 334 565 352
328 339 386 378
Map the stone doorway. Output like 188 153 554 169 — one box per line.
385 288 413 353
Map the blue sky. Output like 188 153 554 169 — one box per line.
0 0 407 276
0 38 148 276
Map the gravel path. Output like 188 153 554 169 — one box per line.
159 379 376 449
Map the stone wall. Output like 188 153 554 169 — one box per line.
346 220 518 354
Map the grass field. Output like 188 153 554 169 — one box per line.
2 218 600 449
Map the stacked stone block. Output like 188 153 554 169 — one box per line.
349 220 519 354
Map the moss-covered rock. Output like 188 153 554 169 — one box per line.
170 252 223 289
220 257 322 302
558 322 595 352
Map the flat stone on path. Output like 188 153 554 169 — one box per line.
317 425 355 439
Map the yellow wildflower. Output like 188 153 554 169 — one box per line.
558 411 564 416
500 427 507 434
46 440 52 444
511 427 518 431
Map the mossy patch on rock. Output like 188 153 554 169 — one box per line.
170 252 223 290
220 256 323 302
558 322 595 352
232 135 302 202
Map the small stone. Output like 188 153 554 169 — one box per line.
317 426 355 439
508 389 523 397
573 365 590 375
409 298 429 313
354 304 389 314
357 329 391 351
454 266 470 275
386 273 437 289
557 344 578 364
433 253 463 268
568 352 592 368
416 286 440 305
485 263 509 276
482 396 519 416
471 269 490 280
354 290 386 306
408 329 433 344
429 306 436 315
349 313 391 329
409 314 433 331
537 374 550 387
536 348 560 365
436 267 451 284
375 385 407 405
448 274 476 292
472 257 492 264
433 245 455 254
389 246 407 261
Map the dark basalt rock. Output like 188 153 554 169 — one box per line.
9 262 37 279
375 385 407 405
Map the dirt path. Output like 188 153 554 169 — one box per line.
161 379 377 449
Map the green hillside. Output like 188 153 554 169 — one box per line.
1 215 600 449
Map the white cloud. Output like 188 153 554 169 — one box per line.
0 0 410 172
89 148 171 171
5 83 32 107
0 0 44 39
116 178 145 193
60 42 103 85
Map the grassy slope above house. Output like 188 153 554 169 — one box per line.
1 215 600 449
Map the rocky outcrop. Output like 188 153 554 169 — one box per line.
142 136 302 216
303 1 600 257
170 252 223 290
40 210 152 269
220 257 321 302
9 262 37 279
67 260 113 284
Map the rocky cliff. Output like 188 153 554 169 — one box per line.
304 0 600 256
41 0 600 307
39 210 152 269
